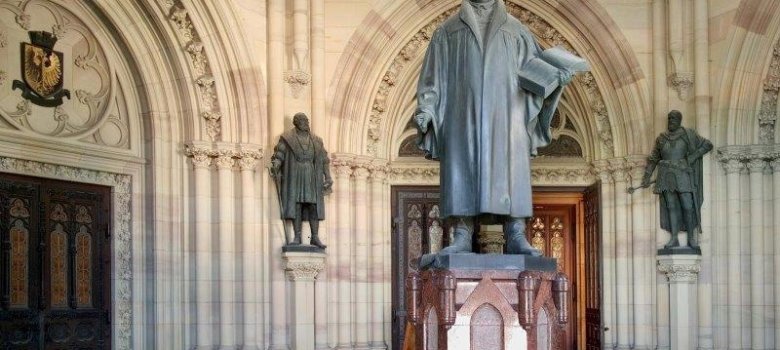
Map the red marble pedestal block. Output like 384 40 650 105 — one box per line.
406 268 569 350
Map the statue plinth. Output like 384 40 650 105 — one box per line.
405 255 569 349
282 251 326 350
657 254 701 350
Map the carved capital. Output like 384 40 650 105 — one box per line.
185 146 213 169
746 158 767 174
237 150 262 171
668 72 694 101
214 151 235 170
283 253 326 281
592 160 613 183
285 70 312 98
720 159 744 175
771 159 780 173
608 159 629 182
657 259 701 283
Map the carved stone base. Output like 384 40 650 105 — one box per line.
657 254 701 350
406 262 569 349
282 251 326 350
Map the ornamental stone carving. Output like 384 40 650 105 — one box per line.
283 253 326 281
668 72 694 101
160 0 222 140
759 40 780 144
285 70 312 98
0 2 130 149
657 260 701 283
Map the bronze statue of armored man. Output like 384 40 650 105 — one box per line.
634 110 712 251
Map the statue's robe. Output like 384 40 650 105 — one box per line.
416 1 564 219
647 127 711 233
272 130 329 220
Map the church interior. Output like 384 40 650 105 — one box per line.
0 0 779 349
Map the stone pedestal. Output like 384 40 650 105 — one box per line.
282 251 326 350
657 254 701 350
406 255 569 349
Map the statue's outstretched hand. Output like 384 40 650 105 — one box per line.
415 113 432 133
559 69 574 86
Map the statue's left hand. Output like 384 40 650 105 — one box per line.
323 178 333 195
559 69 574 86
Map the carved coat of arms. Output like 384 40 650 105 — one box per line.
12 31 71 107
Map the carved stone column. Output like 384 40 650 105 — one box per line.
283 251 326 350
609 159 631 350
185 144 215 349
369 162 389 349
628 156 652 349
657 255 702 350
352 158 371 349
772 159 780 347
593 160 615 347
238 149 263 349
215 148 237 348
333 156 354 348
721 158 744 348
747 157 767 349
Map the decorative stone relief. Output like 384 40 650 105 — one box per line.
668 72 694 101
0 156 132 350
0 1 130 148
530 167 594 184
366 1 615 158
759 40 780 144
285 70 312 98
160 0 222 140
657 260 701 283
284 260 326 281
717 144 780 175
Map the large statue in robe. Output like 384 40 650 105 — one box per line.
414 0 577 258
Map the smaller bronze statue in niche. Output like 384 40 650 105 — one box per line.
633 110 712 252
270 112 332 250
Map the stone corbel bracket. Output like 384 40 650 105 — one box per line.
668 72 694 101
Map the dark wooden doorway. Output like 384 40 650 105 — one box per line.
0 173 112 349
391 185 601 350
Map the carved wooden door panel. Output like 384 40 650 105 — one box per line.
391 186 451 350
583 183 601 350
0 173 111 349
526 204 576 349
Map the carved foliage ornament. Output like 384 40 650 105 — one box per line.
759 40 780 144
161 0 222 140
657 261 701 282
367 1 614 158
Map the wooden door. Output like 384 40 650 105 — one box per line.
391 186 452 350
0 173 111 349
527 194 579 349
583 184 601 350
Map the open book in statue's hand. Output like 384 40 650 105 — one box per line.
518 46 589 97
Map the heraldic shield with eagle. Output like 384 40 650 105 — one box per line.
12 31 71 107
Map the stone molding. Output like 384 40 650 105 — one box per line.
0 156 133 349
283 252 326 281
365 1 615 158
657 256 702 283
184 142 263 171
